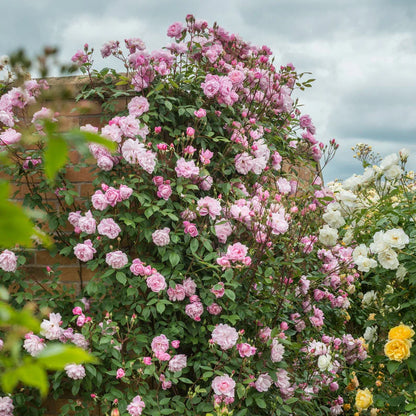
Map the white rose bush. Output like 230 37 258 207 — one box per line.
0 15 415 416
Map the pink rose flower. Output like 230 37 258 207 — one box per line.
105 187 121 207
210 282 225 298
175 157 199 178
167 284 186 301
116 368 125 379
65 364 86 380
105 251 128 269
151 334 169 354
119 184 133 200
74 240 96 262
186 127 195 137
146 272 167 293
78 210 97 234
200 149 213 165
91 190 109 211
255 373 273 392
183 278 196 297
212 375 235 398
171 340 180 348
128 96 149 117
211 324 238 350
143 357 152 365
237 343 256 358
214 219 233 244
270 338 285 362
168 354 187 372
0 128 21 145
157 184 172 200
226 242 248 262
97 218 121 239
23 332 45 356
72 306 83 316
185 301 203 321
197 196 221 219
194 108 206 118
127 395 145 416
0 249 17 272
207 303 222 315
183 221 198 237
152 228 170 246
167 22 184 38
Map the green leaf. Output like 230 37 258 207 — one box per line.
44 134 68 181
116 272 127 285
190 239 199 254
156 302 166 314
37 344 97 370
387 360 401 374
169 252 180 267
255 397 267 409
225 289 236 301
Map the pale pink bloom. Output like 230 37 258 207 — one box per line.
105 251 128 269
272 151 282 170
0 250 17 272
160 374 172 390
212 375 235 398
271 338 285 362
185 301 203 321
143 357 152 365
237 343 256 358
146 272 166 292
277 177 291 194
100 40 119 58
157 184 172 200
74 239 96 262
122 139 146 164
207 303 222 315
167 22 184 38
168 354 187 372
258 327 271 342
214 219 233 244
101 124 122 143
175 157 199 178
198 175 213 191
155 351 171 361
0 128 21 145
152 228 170 246
183 221 198 237
127 395 145 416
119 115 141 138
194 108 206 118
210 282 225 298
97 218 121 239
22 156 42 170
116 368 125 379
212 324 238 350
65 364 86 380
130 258 152 276
235 152 254 175
32 106 55 123
78 210 97 234
151 334 169 354
91 190 109 211
197 196 221 219
255 373 273 392
104 187 121 207
128 96 149 117
119 184 133 200
23 332 45 356
76 314 87 327
138 150 157 174
228 69 245 85
40 313 63 340
201 74 220 98
167 284 186 301
200 149 213 165
183 278 196 297
181 209 197 221
71 333 89 349
97 156 114 171
0 396 14 415
226 242 248 261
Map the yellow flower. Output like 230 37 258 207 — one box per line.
384 338 412 362
388 324 415 341
355 388 373 411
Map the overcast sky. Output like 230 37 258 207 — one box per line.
2 0 415 182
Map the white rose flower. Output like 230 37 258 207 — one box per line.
399 148 410 161
396 265 408 282
384 164 403 180
317 353 333 372
383 228 409 249
318 225 338 247
343 228 354 245
380 153 400 171
369 231 389 254
336 189 357 211
362 290 377 306
343 174 361 191
322 209 345 229
363 326 378 343
355 255 378 273
353 244 368 262
377 248 399 270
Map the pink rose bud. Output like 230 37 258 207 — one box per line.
46 266 52 273
154 126 162 133
280 322 289 331
116 368 125 379
186 127 195 137
72 306 83 316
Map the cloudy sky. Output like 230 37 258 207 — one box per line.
2 0 415 181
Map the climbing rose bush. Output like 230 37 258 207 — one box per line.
0 14 382 416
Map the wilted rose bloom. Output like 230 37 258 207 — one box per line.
106 251 128 269
23 332 45 356
207 303 222 315
211 324 239 350
65 364 86 380
185 301 203 321
127 395 145 416
168 354 187 372
97 218 121 239
151 334 169 354
0 249 17 272
255 373 273 392
152 228 170 246
146 272 167 292
212 375 235 398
